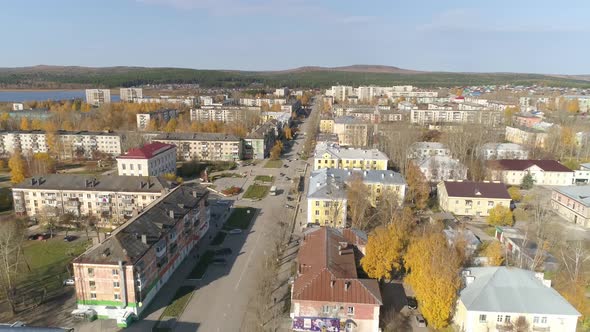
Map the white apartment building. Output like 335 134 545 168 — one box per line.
413 156 467 183
136 109 180 131
274 87 289 97
313 142 389 171
12 175 170 226
117 142 176 177
134 96 196 106
0 130 122 159
410 108 503 126
407 142 450 159
153 132 243 161
487 160 574 186
505 126 548 148
12 103 24 111
189 106 259 123
454 267 579 332
479 143 529 160
239 97 287 107
85 89 111 106
120 88 143 102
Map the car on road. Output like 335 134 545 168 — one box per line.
228 229 242 235
285 204 295 209
283 165 289 168
215 248 233 256
407 297 418 310
63 235 76 242
415 314 426 327
212 258 227 265
63 278 75 286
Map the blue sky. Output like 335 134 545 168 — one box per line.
1 0 589 74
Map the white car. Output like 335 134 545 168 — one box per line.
63 278 75 286
228 229 242 235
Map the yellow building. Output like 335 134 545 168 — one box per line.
307 169 406 226
313 142 388 171
437 180 511 217
320 118 335 133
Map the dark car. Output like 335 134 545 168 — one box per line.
215 248 232 256
64 235 77 242
212 258 227 265
407 297 418 310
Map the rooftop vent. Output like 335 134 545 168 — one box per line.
344 281 351 291
169 210 175 218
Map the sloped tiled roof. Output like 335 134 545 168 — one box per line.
442 181 510 199
487 159 573 172
117 142 175 159
292 227 382 305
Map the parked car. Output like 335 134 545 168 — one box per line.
215 248 233 256
415 314 426 327
63 278 75 286
212 258 227 265
407 297 418 310
64 235 76 242
228 229 242 235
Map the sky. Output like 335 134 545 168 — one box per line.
1 0 589 74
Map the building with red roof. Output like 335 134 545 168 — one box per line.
117 142 176 177
487 159 574 186
437 180 512 217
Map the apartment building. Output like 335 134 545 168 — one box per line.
244 120 277 159
333 116 373 147
479 143 529 160
0 130 122 159
72 185 210 326
454 267 579 332
291 227 382 332
117 142 176 177
134 96 196 106
505 126 548 148
319 117 334 133
136 109 180 131
410 108 503 126
307 168 405 227
313 142 388 171
325 86 354 101
85 89 111 106
487 160 574 186
559 95 590 113
437 181 511 217
514 114 542 128
189 106 259 123
274 87 289 97
12 175 170 226
413 156 467 183
551 186 590 227
153 132 243 161
120 88 143 102
238 97 286 107
407 142 450 159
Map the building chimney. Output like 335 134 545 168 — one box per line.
344 281 350 291
169 210 175 218
141 234 147 244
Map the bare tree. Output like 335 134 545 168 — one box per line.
347 173 372 231
0 219 26 314
560 241 590 284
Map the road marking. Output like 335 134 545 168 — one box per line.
235 232 261 290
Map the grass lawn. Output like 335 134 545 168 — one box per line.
484 226 497 237
254 175 273 183
224 207 257 230
210 231 227 246
187 250 214 280
264 160 283 168
242 184 270 200
160 286 195 318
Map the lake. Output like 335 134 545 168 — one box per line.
0 90 120 102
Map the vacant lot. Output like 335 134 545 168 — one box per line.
243 184 270 200
224 207 257 230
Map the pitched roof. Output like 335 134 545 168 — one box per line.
554 185 590 207
442 181 510 199
13 174 169 193
73 185 208 265
460 267 580 316
307 168 406 200
117 142 175 159
292 227 381 305
487 160 573 172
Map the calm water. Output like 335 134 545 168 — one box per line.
0 90 120 102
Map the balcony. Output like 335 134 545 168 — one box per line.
155 244 167 258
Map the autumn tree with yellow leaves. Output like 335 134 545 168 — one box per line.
404 228 462 329
482 241 504 266
347 174 372 231
487 205 514 226
19 117 30 131
269 141 283 160
405 162 429 210
8 152 27 184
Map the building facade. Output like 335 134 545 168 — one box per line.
244 120 277 160
72 185 210 326
413 156 467 183
487 160 574 186
153 132 243 161
410 108 503 126
551 186 590 228
333 116 373 148
136 109 180 131
407 142 451 159
85 89 111 106
437 181 511 217
313 143 388 171
120 88 143 102
479 143 529 160
117 142 177 177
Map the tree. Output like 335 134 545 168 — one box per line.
283 127 293 140
482 241 504 266
487 205 514 226
405 162 429 210
38 207 59 238
567 99 580 113
19 117 30 131
555 241 590 327
164 118 178 133
361 208 414 280
404 228 462 329
270 103 282 112
504 106 519 125
521 173 535 189
29 152 56 175
508 186 522 201
0 219 26 314
269 141 282 160
8 152 27 184
59 212 77 237
347 174 371 230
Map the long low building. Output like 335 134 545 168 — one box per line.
551 186 590 228
72 185 210 327
12 174 171 227
437 181 511 217
153 132 243 161
313 142 389 171
410 108 503 126
487 160 574 186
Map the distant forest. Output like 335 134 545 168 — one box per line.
1 66 589 89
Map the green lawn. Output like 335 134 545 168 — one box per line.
224 207 257 230
242 184 270 200
264 160 283 168
187 250 214 280
210 231 227 246
160 286 195 318
254 175 274 183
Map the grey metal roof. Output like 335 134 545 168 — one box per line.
307 168 405 200
153 132 241 142
460 267 580 316
13 174 169 193
73 185 208 265
314 142 389 161
554 185 590 207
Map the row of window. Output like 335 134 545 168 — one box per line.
478 314 548 325
322 305 354 315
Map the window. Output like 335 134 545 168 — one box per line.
112 269 119 276
122 164 126 170
541 317 547 324
130 164 134 170
347 306 354 315
479 314 486 323
88 268 94 276
315 210 319 216
315 201 320 207
138 164 142 170
89 281 96 288
533 316 539 324
325 210 329 215
322 305 330 314
488 201 494 207
90 293 97 299
497 315 503 323
114 293 120 300
505 315 511 323
113 281 120 288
